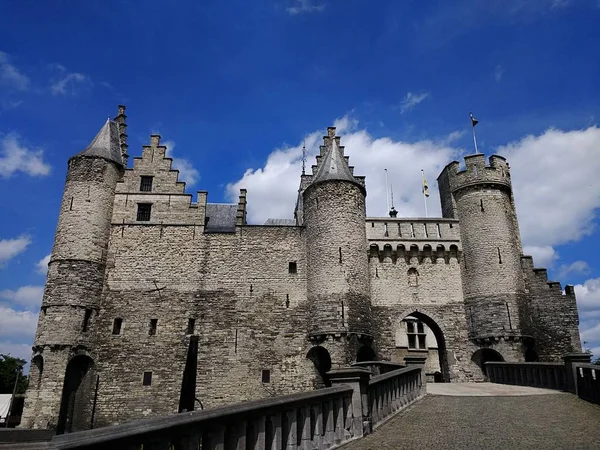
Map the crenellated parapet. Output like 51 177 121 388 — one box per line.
440 154 512 195
368 243 460 265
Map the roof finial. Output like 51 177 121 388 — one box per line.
113 105 128 165
302 140 306 175
389 182 398 217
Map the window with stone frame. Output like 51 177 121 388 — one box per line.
407 268 419 287
142 371 152 386
406 319 427 350
137 203 152 221
140 176 153 192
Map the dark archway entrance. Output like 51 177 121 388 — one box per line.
356 345 377 362
525 348 539 362
56 355 95 434
306 346 332 388
403 311 451 382
471 348 504 378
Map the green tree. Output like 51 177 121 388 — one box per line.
0 354 28 394
593 357 600 366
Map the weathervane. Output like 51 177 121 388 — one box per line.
302 140 306 175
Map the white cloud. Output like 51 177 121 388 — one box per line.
36 254 51 275
163 140 200 187
227 115 457 224
499 127 600 265
398 92 430 114
0 307 38 338
0 51 29 91
0 341 32 365
286 0 325 15
523 245 558 268
0 133 51 178
49 64 92 96
574 277 600 358
0 286 44 309
556 260 591 280
0 235 31 266
494 64 504 82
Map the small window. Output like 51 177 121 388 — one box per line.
82 309 92 332
408 268 419 287
288 261 297 274
187 318 195 334
149 319 158 336
410 223 415 238
140 176 153 192
137 203 152 221
407 319 427 350
143 371 152 386
112 318 123 335
262 369 271 383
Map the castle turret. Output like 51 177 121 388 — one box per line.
21 111 125 432
303 127 373 371
438 154 528 360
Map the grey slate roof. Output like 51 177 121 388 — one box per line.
311 137 356 185
74 119 123 166
264 218 296 226
205 204 237 233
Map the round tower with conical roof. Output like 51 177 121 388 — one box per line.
437 153 528 361
303 127 374 370
21 109 126 432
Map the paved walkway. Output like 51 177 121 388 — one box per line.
343 384 600 450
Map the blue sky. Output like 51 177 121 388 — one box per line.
1 0 599 364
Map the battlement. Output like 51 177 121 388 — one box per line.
438 154 512 194
368 243 460 264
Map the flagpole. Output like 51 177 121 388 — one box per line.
470 112 479 154
421 169 428 218
384 169 390 214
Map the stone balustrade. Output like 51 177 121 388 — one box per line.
576 364 600 405
41 365 426 450
485 362 567 391
368 366 425 429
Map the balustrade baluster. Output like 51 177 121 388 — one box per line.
270 413 282 450
285 409 297 450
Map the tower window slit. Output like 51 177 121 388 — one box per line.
497 247 502 264
384 223 388 237
82 309 92 332
187 318 195 334
436 223 441 238
142 371 152 386
339 247 342 263
480 199 485 212
423 224 428 238
69 197 73 211
398 223 402 236
410 223 415 238
112 318 123 335
149 319 158 336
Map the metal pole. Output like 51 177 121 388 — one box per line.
472 125 479 154
5 367 21 428
421 169 428 218
384 169 390 214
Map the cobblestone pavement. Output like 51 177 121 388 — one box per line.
343 394 600 450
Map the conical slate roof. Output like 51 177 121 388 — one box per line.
311 136 355 184
74 119 123 165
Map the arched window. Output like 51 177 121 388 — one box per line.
408 268 419 287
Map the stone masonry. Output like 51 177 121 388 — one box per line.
20 106 582 432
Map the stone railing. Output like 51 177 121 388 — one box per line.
39 364 426 450
367 366 425 429
485 362 567 391
576 364 600 405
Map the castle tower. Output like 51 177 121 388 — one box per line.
438 154 527 360
303 127 373 371
21 112 125 432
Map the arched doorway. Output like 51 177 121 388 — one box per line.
525 348 539 362
471 348 504 378
356 345 377 362
398 311 450 382
56 355 95 434
306 346 332 388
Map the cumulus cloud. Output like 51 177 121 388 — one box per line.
556 260 591 280
227 115 457 224
499 127 600 263
163 140 200 187
0 341 32 364
574 277 600 358
49 64 92 96
0 306 38 338
522 245 558 268
0 286 44 309
0 133 51 178
36 254 51 275
0 235 31 266
286 0 325 15
398 92 430 114
0 51 29 91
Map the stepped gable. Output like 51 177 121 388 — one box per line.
74 119 124 166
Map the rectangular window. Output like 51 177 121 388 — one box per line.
140 176 153 192
137 203 152 221
423 224 428 238
418 334 427 349
149 319 158 336
262 369 271 383
410 223 415 238
187 318 195 334
82 309 92 332
408 334 416 349
417 322 424 334
407 320 427 350
112 318 123 335
407 321 415 333
288 261 297 274
436 223 441 238
143 371 152 386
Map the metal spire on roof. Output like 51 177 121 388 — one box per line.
302 140 306 175
74 118 124 165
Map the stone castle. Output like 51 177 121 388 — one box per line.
21 106 582 432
